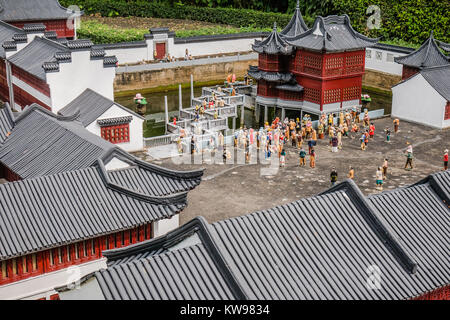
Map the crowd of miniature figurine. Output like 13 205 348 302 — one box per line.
180 104 449 191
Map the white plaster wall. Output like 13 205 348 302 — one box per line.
104 157 131 171
342 99 361 108
86 104 144 152
58 276 105 300
365 48 406 76
392 74 447 129
46 50 116 114
152 214 180 238
322 102 341 113
0 258 107 300
170 37 262 59
105 46 148 65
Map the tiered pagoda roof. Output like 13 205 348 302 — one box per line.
395 32 450 69
280 0 308 38
436 40 450 53
247 65 295 83
252 23 293 55
287 15 378 52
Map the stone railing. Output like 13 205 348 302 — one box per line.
144 134 177 148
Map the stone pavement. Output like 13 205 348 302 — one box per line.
139 117 450 224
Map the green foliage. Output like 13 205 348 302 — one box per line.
77 21 148 43
62 0 449 46
61 0 314 29
331 0 449 45
77 20 271 44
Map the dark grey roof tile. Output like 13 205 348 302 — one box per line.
394 32 449 69
87 171 450 300
287 15 378 52
419 65 450 101
0 103 14 144
58 88 144 127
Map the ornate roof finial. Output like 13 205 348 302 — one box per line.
296 0 300 10
273 22 277 31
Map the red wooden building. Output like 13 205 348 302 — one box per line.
0 106 203 300
249 2 378 120
0 0 81 39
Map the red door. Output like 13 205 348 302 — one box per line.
155 42 166 60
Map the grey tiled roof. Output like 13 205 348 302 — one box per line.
7 37 117 80
276 82 304 92
58 88 144 127
0 161 196 261
419 65 450 101
253 23 293 55
0 104 115 179
0 103 14 144
394 32 449 69
0 20 24 57
248 66 295 82
96 243 235 300
0 0 75 22
8 36 69 79
287 15 378 52
280 0 308 38
81 171 450 300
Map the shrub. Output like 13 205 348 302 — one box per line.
60 0 315 29
77 21 271 44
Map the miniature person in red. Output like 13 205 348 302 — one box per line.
369 123 375 139
444 149 448 171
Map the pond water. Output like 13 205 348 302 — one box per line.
115 86 392 137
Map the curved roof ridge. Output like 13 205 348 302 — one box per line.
395 31 449 68
97 158 190 206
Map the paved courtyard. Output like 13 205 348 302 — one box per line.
143 116 449 225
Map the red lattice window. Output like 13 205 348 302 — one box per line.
101 124 130 144
345 53 365 74
279 90 302 101
445 102 450 120
258 54 281 72
343 87 360 101
304 88 321 104
324 89 342 104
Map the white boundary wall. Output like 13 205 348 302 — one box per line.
102 32 266 65
365 47 408 76
392 74 448 129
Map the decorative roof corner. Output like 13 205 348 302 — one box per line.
103 55 118 67
42 61 59 73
